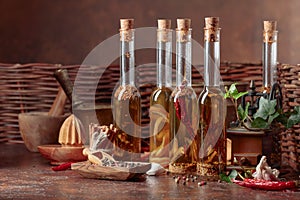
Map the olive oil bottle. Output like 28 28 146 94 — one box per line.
149 19 173 166
112 19 141 161
197 17 226 178
169 19 199 173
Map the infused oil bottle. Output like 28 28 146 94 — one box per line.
169 19 199 173
149 19 173 166
113 19 141 161
261 21 278 94
197 17 226 178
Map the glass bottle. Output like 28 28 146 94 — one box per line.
112 19 141 161
261 21 278 93
169 19 199 173
197 17 226 178
149 19 173 166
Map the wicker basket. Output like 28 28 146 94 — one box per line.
278 64 300 171
0 62 263 143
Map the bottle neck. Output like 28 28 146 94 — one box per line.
157 29 172 88
262 31 278 90
120 29 135 86
204 29 220 87
176 29 192 87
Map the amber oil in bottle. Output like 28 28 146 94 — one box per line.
197 17 226 179
169 19 199 174
113 19 141 161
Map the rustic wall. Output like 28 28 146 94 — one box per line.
0 0 298 65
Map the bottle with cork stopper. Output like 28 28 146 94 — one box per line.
169 18 199 174
197 17 226 178
149 19 173 167
112 18 141 161
261 20 278 94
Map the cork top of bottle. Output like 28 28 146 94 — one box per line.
120 19 134 30
204 17 219 29
177 18 191 30
158 19 171 29
263 20 277 32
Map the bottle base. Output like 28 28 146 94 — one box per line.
169 162 197 174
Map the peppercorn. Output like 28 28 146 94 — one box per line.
182 181 186 185
198 181 207 186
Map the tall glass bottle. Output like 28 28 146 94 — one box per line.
169 19 199 174
197 17 226 178
261 21 278 93
113 19 141 161
149 19 173 167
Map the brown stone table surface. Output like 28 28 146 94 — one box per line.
0 143 299 200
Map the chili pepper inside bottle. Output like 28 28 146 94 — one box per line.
261 21 278 94
149 19 173 167
112 19 141 161
197 17 226 178
169 18 199 174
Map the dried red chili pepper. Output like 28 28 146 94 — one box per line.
52 162 73 171
174 100 181 120
233 178 296 191
174 97 195 139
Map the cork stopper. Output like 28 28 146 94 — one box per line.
263 20 277 43
205 17 219 29
177 18 191 30
204 17 220 42
158 19 171 29
120 19 134 30
263 21 277 32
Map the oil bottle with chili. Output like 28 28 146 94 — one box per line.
149 19 173 166
169 18 199 173
197 17 227 178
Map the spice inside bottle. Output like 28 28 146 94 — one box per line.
112 19 141 161
197 17 226 179
149 19 173 167
169 18 199 174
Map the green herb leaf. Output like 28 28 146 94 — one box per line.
238 102 249 122
228 169 238 180
219 173 231 183
224 83 248 100
253 97 277 120
287 106 300 128
219 170 238 183
233 91 248 100
251 117 269 129
267 112 280 125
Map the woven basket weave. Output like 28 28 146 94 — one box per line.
278 64 300 171
0 62 263 143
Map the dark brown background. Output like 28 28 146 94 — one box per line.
0 0 299 65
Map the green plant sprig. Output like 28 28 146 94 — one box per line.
224 83 300 129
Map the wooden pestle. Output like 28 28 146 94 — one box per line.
53 69 83 110
48 86 67 117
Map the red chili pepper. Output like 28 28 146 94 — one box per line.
52 162 73 171
174 98 195 139
174 100 181 120
233 179 296 191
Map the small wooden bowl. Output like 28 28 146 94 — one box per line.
38 144 87 164
18 112 69 152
